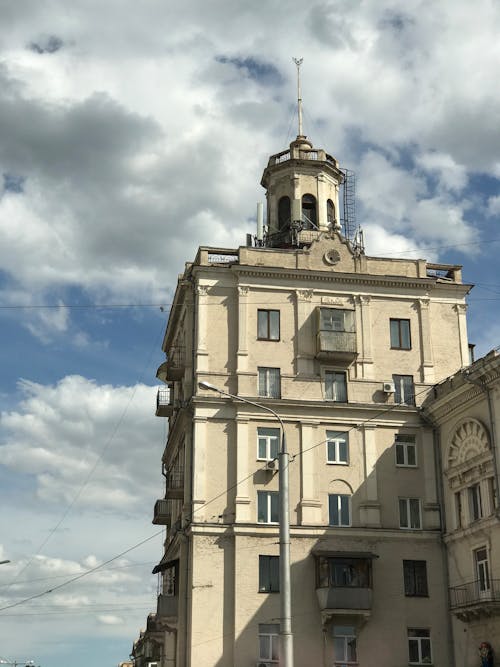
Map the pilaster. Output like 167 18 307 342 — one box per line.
355 295 374 379
299 421 322 524
417 298 435 382
235 417 251 522
236 286 249 373
295 289 315 375
454 303 469 367
192 416 207 520
195 284 209 372
359 425 381 527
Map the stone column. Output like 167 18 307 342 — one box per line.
317 174 328 231
299 421 322 524
359 425 380 527
235 417 251 522
295 289 314 375
417 298 435 382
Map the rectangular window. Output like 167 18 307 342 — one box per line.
403 560 428 597
327 431 349 465
325 371 348 402
329 494 351 527
257 491 279 524
317 556 371 588
390 318 411 349
455 491 463 529
399 498 421 529
319 308 355 332
395 434 417 466
469 483 483 521
333 625 357 665
488 477 497 515
393 374 415 406
258 623 280 663
258 309 280 341
258 367 281 398
474 547 490 593
164 563 177 597
257 427 280 461
408 628 432 665
259 555 279 593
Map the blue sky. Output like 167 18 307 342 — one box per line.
1 1 500 666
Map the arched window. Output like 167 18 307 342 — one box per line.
278 196 291 230
302 194 317 229
327 199 336 225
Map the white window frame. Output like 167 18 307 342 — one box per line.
474 546 490 594
468 483 483 522
408 628 432 665
257 427 280 461
395 434 417 467
333 625 357 665
326 431 349 465
325 371 348 402
329 493 351 527
257 491 279 524
258 367 281 398
399 498 422 530
258 623 280 663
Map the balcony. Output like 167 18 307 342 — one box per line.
165 471 184 500
316 330 358 362
157 593 178 620
152 499 171 525
165 345 185 381
316 586 372 623
449 579 500 621
156 387 173 417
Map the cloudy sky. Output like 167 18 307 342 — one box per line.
1 1 500 665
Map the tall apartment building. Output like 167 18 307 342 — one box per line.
145 131 474 667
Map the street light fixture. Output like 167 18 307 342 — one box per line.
198 381 294 667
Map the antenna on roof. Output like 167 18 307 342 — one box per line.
292 57 304 136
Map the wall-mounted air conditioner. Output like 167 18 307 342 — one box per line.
383 381 395 393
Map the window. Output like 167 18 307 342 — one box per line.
325 371 348 402
333 626 357 666
319 308 355 333
258 491 279 524
327 199 336 225
474 547 490 593
395 434 417 466
164 563 177 597
403 560 428 597
257 427 280 461
278 196 291 230
327 431 349 464
455 491 463 529
258 367 281 398
301 193 317 229
259 623 279 663
399 498 421 529
469 483 483 521
259 555 279 592
488 477 497 514
408 629 432 665
390 318 411 349
258 309 280 341
317 556 371 588
393 374 415 406
329 494 351 526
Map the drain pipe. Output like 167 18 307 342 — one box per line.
462 369 500 518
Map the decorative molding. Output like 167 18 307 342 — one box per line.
447 418 490 469
237 285 249 296
296 288 314 301
196 285 209 296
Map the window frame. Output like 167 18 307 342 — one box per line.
403 560 428 597
259 555 279 593
393 374 416 406
258 367 281 398
474 546 490 593
326 431 349 465
257 490 279 524
325 370 348 402
408 628 432 665
468 483 483 522
328 493 351 527
257 309 280 341
390 318 411 350
333 625 357 666
257 427 280 462
395 434 417 467
258 623 280 663
399 497 422 530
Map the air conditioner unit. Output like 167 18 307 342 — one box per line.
266 459 277 471
383 381 395 393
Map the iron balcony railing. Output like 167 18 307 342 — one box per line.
157 387 171 408
449 579 500 609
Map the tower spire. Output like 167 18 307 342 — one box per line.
293 57 304 137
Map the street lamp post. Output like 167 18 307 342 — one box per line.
198 381 294 667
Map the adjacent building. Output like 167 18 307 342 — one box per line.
138 129 481 667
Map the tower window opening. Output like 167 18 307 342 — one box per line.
327 199 335 225
278 196 291 231
302 194 317 229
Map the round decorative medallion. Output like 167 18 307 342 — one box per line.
447 418 490 469
324 248 341 265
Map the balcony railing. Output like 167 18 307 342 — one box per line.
316 586 372 613
152 499 171 525
157 593 178 619
156 387 173 417
450 579 500 609
316 330 358 361
165 470 184 499
166 345 185 381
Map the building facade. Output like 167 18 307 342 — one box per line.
423 350 500 665
146 132 475 667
